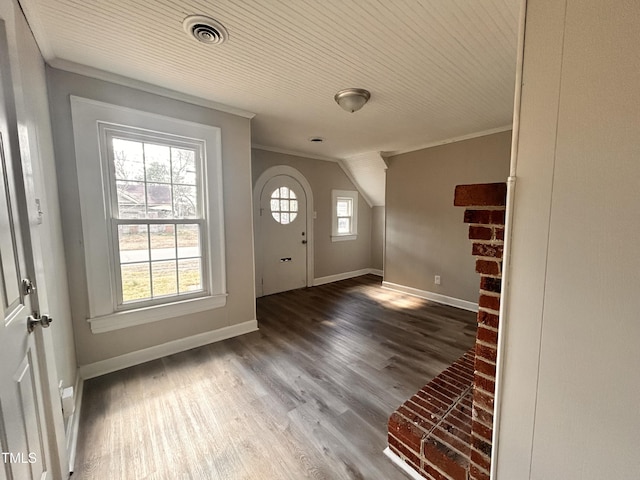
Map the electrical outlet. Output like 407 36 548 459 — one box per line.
434 275 441 285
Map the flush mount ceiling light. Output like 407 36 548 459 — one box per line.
183 15 229 45
334 88 371 113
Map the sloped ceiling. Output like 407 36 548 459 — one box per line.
340 152 387 207
20 0 519 162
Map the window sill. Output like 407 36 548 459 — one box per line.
331 234 358 242
87 293 228 333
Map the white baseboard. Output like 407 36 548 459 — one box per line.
314 268 383 286
381 281 478 312
383 447 425 480
369 268 384 277
79 320 258 380
66 374 84 474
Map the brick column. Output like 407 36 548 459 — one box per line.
454 183 507 480
388 350 475 479
387 182 506 480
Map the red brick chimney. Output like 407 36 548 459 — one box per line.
387 182 506 480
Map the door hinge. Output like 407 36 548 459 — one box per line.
22 278 36 296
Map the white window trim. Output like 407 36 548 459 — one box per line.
102 125 210 310
331 189 358 242
71 96 226 333
88 295 228 334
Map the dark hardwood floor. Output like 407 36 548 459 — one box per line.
73 275 477 479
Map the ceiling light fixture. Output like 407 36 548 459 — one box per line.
334 88 371 113
183 15 229 45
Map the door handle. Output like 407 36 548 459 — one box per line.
27 313 53 334
301 240 307 244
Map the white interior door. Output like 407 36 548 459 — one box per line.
260 175 307 295
0 22 57 480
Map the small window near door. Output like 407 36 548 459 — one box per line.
331 190 358 241
270 186 298 224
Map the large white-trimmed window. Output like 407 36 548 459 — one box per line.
71 97 226 333
105 127 205 305
331 190 358 241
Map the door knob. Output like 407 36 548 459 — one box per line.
27 313 53 334
301 240 307 244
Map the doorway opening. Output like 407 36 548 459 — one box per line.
253 166 314 297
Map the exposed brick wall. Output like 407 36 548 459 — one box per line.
387 182 506 480
388 350 475 480
454 183 506 480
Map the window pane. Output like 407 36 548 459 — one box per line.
272 212 280 223
270 199 279 212
121 262 151 303
116 180 146 218
271 189 279 199
151 260 177 297
112 138 144 181
178 258 202 293
144 143 171 183
337 199 351 216
177 224 200 258
171 148 197 185
118 224 149 263
280 186 289 197
280 199 289 212
290 200 298 212
150 224 176 260
173 185 197 218
146 183 172 218
290 190 297 200
281 212 290 224
338 217 351 234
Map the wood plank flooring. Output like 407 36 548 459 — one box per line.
73 275 477 480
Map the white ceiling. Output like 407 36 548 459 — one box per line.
20 0 520 160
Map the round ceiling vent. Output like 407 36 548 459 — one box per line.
183 15 229 45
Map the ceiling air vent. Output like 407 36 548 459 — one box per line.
183 15 229 45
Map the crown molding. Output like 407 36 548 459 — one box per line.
48 58 256 119
385 125 512 157
251 144 340 163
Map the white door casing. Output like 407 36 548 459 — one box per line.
0 20 65 480
253 166 314 297
260 175 307 295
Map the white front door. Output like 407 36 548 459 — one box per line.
0 22 58 480
260 175 307 295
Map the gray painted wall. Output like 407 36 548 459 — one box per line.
47 68 256 366
385 131 511 303
0 3 77 389
252 149 373 280
371 206 385 271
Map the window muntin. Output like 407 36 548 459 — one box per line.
331 190 358 241
71 97 227 333
336 197 353 234
269 186 298 224
105 128 207 308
